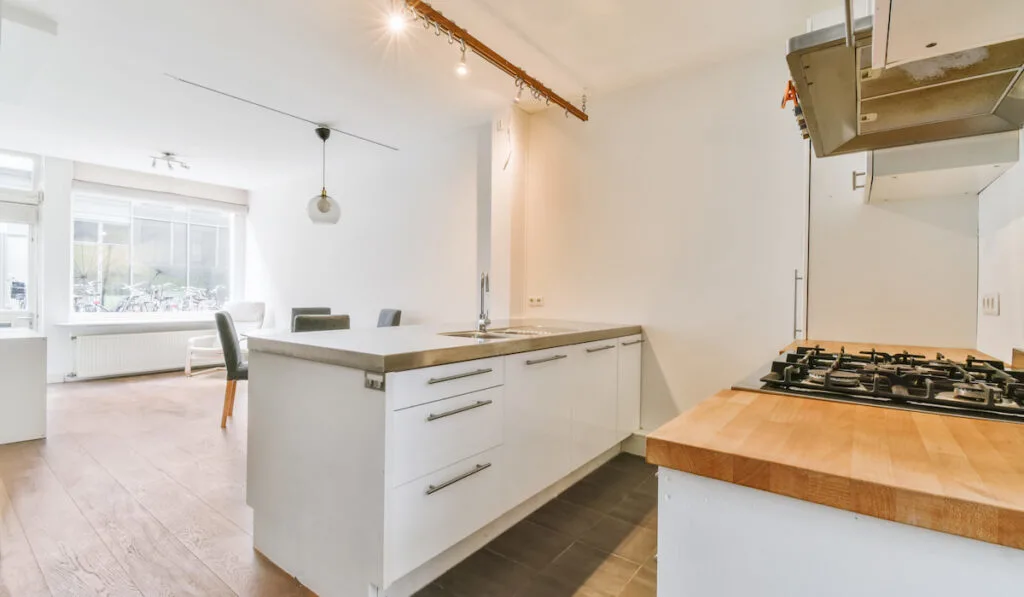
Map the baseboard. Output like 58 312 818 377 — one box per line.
384 445 623 597
621 430 649 457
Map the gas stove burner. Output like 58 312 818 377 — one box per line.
807 369 861 387
952 383 988 403
864 363 919 375
742 347 1024 424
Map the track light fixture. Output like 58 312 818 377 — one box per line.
401 0 588 121
455 46 469 78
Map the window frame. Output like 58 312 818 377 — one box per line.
0 150 41 194
70 189 241 320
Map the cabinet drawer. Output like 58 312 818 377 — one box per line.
384 446 503 586
389 386 503 487
387 356 504 411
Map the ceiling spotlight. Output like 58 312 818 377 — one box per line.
151 151 190 171
388 12 407 33
455 47 469 78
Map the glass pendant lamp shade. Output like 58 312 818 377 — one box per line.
309 126 340 224
308 188 341 224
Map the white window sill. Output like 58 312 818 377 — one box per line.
56 315 216 330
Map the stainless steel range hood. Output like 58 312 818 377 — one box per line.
787 16 1024 158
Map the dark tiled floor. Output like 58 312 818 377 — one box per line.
415 453 658 597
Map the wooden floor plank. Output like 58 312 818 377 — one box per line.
0 477 51 597
78 433 311 597
38 436 236 597
0 442 143 597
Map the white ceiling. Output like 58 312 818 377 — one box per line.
0 0 835 190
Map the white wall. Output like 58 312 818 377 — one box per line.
73 163 248 206
808 152 979 348
245 126 483 330
978 132 1024 362
520 46 809 429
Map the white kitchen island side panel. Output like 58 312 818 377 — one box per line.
658 469 1024 597
247 351 386 597
0 330 47 444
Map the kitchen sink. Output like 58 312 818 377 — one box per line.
488 325 578 336
441 331 515 340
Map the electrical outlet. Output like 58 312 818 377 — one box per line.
528 296 545 307
982 293 1001 316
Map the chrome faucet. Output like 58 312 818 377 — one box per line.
478 272 491 332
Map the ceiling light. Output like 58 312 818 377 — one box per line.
151 151 190 171
388 12 407 33
514 87 523 103
406 0 588 121
308 126 341 225
455 47 469 78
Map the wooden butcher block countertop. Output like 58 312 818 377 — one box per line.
646 340 1024 550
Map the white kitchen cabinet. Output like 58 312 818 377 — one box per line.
874 0 1024 68
616 335 642 440
502 345 574 508
386 356 504 410
0 329 46 445
248 327 642 597
388 386 503 488
572 340 619 469
385 445 504 585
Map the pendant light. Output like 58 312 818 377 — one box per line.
308 126 341 224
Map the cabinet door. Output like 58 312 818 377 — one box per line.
572 340 619 469
503 346 573 509
617 335 643 440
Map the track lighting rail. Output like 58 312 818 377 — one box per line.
406 1 589 122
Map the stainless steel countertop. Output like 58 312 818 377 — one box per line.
246 319 642 372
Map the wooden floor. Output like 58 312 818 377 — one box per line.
0 372 313 597
0 373 657 597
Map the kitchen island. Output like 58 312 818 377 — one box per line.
0 328 46 445
647 340 1024 597
245 319 643 597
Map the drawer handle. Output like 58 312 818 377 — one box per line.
426 399 494 422
622 339 644 346
425 463 492 496
586 345 615 353
526 354 568 366
427 368 493 385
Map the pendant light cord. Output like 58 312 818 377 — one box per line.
322 138 327 192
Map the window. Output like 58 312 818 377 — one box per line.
0 152 36 191
72 194 234 314
0 222 30 312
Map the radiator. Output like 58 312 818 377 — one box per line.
72 329 208 379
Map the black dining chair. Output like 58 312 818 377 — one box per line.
293 314 351 332
291 307 331 332
214 310 247 428
377 309 402 327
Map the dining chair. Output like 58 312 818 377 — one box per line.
291 307 331 332
186 301 265 376
214 311 247 428
377 309 402 327
293 314 351 332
